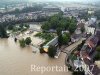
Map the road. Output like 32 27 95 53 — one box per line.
61 38 84 66
62 38 84 54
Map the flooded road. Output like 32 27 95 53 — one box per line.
0 38 71 75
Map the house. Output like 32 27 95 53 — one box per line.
85 22 96 35
80 35 100 75
84 17 97 35
42 6 61 16
71 28 82 43
43 36 58 52
86 36 98 48
71 21 85 43
88 10 94 15
71 34 82 43
77 22 85 29
95 29 100 40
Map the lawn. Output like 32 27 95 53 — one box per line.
34 32 55 46
35 32 54 41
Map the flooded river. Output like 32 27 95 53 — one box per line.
0 38 71 75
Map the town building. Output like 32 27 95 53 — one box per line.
42 6 61 16
43 36 58 52
84 17 97 35
80 35 100 75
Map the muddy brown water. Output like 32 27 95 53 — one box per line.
0 38 71 75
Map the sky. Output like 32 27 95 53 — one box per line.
28 0 100 2
1 0 99 3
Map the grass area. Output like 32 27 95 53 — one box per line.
13 24 29 32
94 45 100 61
69 54 77 62
34 32 55 46
35 32 54 41
7 23 29 33
68 47 79 62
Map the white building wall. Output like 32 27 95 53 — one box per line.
85 25 95 35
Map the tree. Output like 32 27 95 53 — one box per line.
41 13 77 32
39 47 45 53
41 22 51 31
7 25 14 30
19 23 24 28
14 37 17 42
19 39 26 48
0 25 8 38
72 71 85 75
94 46 100 60
56 27 62 36
25 24 29 28
98 22 100 28
81 27 85 33
58 35 63 46
5 5 43 14
62 33 70 45
95 53 100 60
57 28 63 47
25 37 32 45
48 45 57 58
95 10 100 20
77 40 85 51
68 23 76 34
96 46 100 52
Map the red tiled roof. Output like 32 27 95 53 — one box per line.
86 36 98 48
80 35 100 75
81 51 89 58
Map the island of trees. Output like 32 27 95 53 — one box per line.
39 13 77 57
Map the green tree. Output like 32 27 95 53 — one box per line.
77 40 85 51
41 13 77 32
0 25 8 38
72 71 85 75
68 23 76 34
62 33 70 45
48 45 57 58
95 10 100 20
96 46 100 52
25 24 29 28
7 25 14 30
39 47 45 53
56 28 63 47
19 38 26 48
25 37 32 45
58 35 63 47
81 27 85 33
95 53 100 60
56 28 62 36
58 19 66 30
98 22 100 28
94 46 100 60
41 22 51 31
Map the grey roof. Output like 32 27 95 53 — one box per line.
95 29 100 39
88 23 96 28
88 35 99 46
46 36 58 46
81 44 92 53
71 34 82 39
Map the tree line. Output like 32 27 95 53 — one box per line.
41 13 77 34
3 5 43 15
